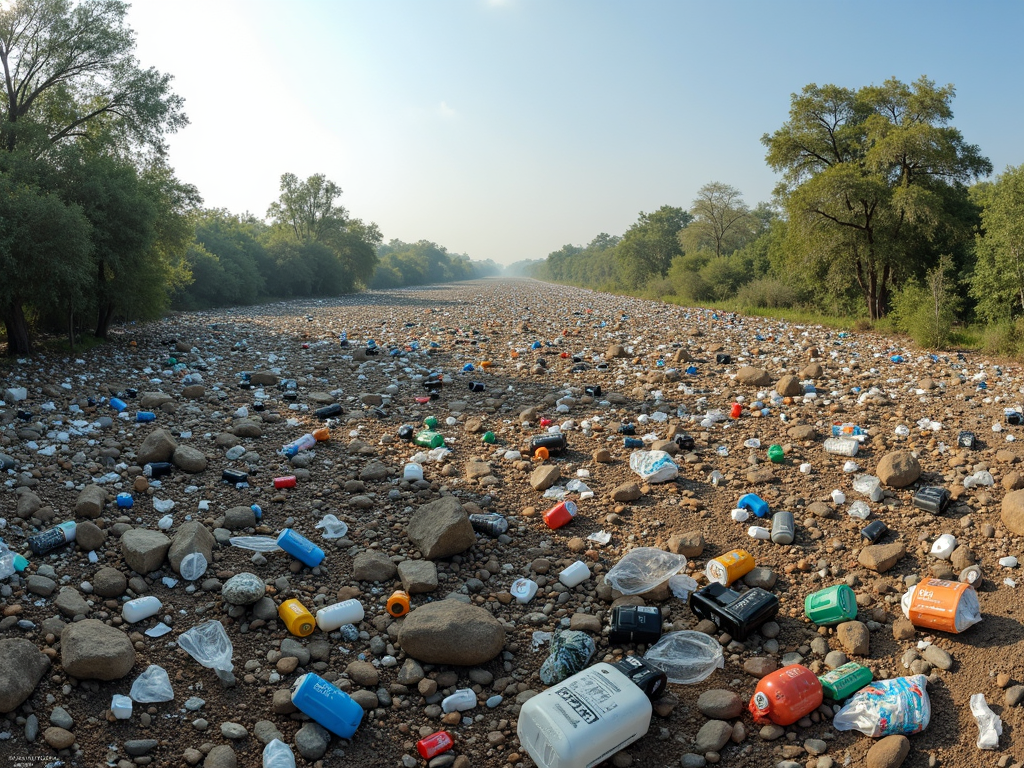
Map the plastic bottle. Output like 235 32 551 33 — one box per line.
767 444 784 463
469 513 509 537
770 511 795 544
281 434 316 457
559 560 591 588
315 599 364 632
123 595 162 623
386 590 411 617
517 656 666 768
27 521 77 555
706 549 754 586
543 500 577 529
417 731 454 760
748 665 823 725
144 462 172 478
279 599 315 636
273 475 297 489
276 529 325 567
0 540 29 579
824 438 859 456
291 673 363 738
263 739 297 768
403 463 424 482
510 578 539 604
737 493 769 518
804 584 858 625
414 430 445 448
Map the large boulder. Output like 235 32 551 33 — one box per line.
397 600 505 665
0 639 50 712
121 529 171 574
137 428 177 465
407 496 475 560
775 375 803 397
75 485 107 519
1001 489 1024 535
171 445 208 473
168 522 215 574
735 367 772 386
876 451 921 488
61 620 135 680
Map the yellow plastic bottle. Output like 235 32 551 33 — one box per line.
279 598 315 636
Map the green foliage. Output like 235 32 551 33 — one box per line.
679 182 756 257
970 165 1024 323
891 256 960 349
616 206 691 288
734 278 799 309
370 240 496 289
530 234 621 286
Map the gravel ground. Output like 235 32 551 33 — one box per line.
2 277 1024 768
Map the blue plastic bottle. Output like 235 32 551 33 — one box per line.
116 493 134 509
738 493 770 518
276 529 325 567
291 673 363 739
136 412 156 422
109 398 127 412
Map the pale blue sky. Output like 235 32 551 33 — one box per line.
128 0 1024 264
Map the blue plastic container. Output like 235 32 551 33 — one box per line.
276 529 325 568
291 673 363 739
737 493 770 518
136 412 156 422
116 493 134 509
109 398 127 412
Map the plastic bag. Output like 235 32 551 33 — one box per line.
604 548 687 595
833 675 930 736
228 536 281 552
178 620 236 685
539 630 595 685
263 739 297 768
129 664 174 703
970 693 1002 749
179 552 208 581
643 630 724 684
628 450 679 483
315 514 348 539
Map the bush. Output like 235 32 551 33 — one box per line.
735 278 798 309
890 257 959 349
981 321 1021 356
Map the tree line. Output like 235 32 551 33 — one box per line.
531 76 1024 351
0 0 495 356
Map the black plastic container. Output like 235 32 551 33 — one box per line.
689 583 779 640
610 605 663 645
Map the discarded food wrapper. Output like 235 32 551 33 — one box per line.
315 514 349 539
643 630 724 684
971 693 1002 749
586 530 611 545
539 630 596 685
628 450 679 483
901 578 982 633
833 675 930 737
603 547 687 595
129 664 174 703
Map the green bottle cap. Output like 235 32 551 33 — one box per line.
819 661 872 700
482 431 495 443
424 416 438 429
804 584 857 625
768 444 784 463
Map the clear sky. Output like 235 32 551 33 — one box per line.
127 0 1024 265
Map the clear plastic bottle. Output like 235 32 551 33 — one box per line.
281 434 316 457
823 438 859 456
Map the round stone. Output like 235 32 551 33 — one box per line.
221 573 266 605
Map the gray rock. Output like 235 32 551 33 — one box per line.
824 650 848 669
352 550 398 582
359 461 389 481
54 587 90 618
397 658 425 685
61 620 135 680
0 639 51 713
75 484 107 519
204 744 237 768
680 755 707 768
251 597 277 620
93 566 127 598
837 621 870 656
921 645 953 671
172 445 208 473
345 660 379 686
222 573 265 605
736 366 772 386
530 464 561 491
294 722 330 760
24 714 39 742
743 567 777 589
26 574 57 596
16 489 42 519
350 689 379 710
876 451 921 488
696 689 743 719
168 521 215 574
223 506 256 530
280 638 311 666
611 482 642 502
407 496 476 559
121 529 171 574
667 530 705 558
137 428 178 465
1004 685 1024 706
397 600 505 665
253 720 283 745
124 739 158 756
398 559 439 593
220 722 248 739
694 719 733 752
249 370 278 386
75 521 107 551
49 706 73 729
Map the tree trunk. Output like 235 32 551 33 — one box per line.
67 308 76 352
95 301 116 339
867 269 878 322
2 301 33 355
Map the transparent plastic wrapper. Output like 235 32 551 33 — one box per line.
604 548 687 595
229 536 281 552
539 630 596 685
0 541 16 580
643 630 724 684
315 514 348 539
970 693 1002 749
669 574 698 600
179 552 208 581
847 501 870 520
129 664 174 703
824 438 859 456
263 738 297 768
852 475 883 502
901 578 982 633
628 450 678 483
178 620 236 685
833 675 930 737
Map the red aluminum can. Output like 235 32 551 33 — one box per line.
417 731 453 759
730 403 743 419
273 475 297 489
539 417 553 427
543 500 578 529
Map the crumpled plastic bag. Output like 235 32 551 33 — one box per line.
539 630 595 685
643 631 724 684
178 620 236 685
315 514 348 539
129 664 174 703
629 450 679 483
604 547 687 595
833 675 930 736
971 693 1002 749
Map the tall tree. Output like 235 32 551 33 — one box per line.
970 166 1024 322
763 77 991 320
615 205 691 289
679 182 754 257
267 173 347 243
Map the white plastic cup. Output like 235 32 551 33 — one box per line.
315 599 365 631
930 534 957 560
747 526 770 540
403 463 424 482
511 578 538 604
110 694 133 720
441 688 477 713
122 595 162 623
559 561 591 588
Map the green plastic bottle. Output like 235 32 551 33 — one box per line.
804 584 857 626
482 431 496 444
819 661 872 700
413 430 445 449
768 444 784 463
423 416 438 429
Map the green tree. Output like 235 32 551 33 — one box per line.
615 205 691 289
679 182 755 257
763 77 991 320
893 255 959 348
971 166 1024 322
267 173 347 243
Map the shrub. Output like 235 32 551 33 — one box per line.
735 278 798 309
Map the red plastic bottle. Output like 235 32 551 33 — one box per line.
417 731 453 759
273 475 297 489
543 500 577 529
730 403 743 419
748 665 823 725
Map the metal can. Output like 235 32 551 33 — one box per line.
144 462 172 478
818 662 872 701
770 511 795 544
705 549 755 586
804 584 858 625
417 731 454 760
543 500 577 530
279 598 315 636
584 385 602 396
27 521 77 555
530 433 568 455
273 475 297 489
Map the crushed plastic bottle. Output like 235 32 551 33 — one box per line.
824 438 859 456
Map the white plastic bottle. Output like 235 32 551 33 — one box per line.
823 438 859 456
441 688 476 713
403 463 424 482
315 599 365 631
559 561 591 588
123 596 162 623
511 578 539 604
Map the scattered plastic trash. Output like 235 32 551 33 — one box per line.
643 630 724 684
902 578 982 633
628 450 679 483
603 548 687 595
847 501 870 520
110 694 133 720
263 739 297 768
179 552 208 581
229 536 281 552
315 514 349 539
970 693 1002 749
539 630 596 685
178 620 236 685
824 438 859 456
833 675 931 736
129 664 174 703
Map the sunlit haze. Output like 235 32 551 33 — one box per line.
127 0 1024 265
